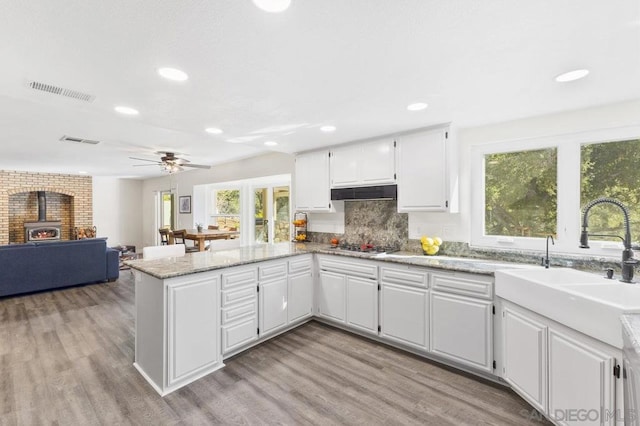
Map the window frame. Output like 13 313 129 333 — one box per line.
470 125 640 256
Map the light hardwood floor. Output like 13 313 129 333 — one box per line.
0 272 549 425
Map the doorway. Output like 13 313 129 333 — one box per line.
253 185 290 244
160 191 175 230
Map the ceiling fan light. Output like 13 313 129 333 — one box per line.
252 0 291 13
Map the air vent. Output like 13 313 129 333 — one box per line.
27 81 95 102
59 135 100 145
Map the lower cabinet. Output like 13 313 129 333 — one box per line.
380 282 428 350
548 327 615 426
259 276 289 338
502 301 619 426
430 291 493 372
346 276 378 335
317 270 346 323
503 304 548 413
221 267 259 355
167 275 220 388
288 269 314 323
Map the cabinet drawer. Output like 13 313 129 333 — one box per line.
288 255 312 274
222 317 258 355
380 266 428 288
221 301 256 325
259 262 287 280
221 268 257 290
431 273 493 300
318 257 378 280
221 285 256 307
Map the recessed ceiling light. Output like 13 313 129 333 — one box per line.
320 125 336 133
157 67 189 82
205 127 223 135
114 106 139 115
264 141 278 147
252 0 291 13
78 171 88 174
555 69 590 82
407 102 428 111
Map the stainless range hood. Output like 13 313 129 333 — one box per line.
330 184 397 201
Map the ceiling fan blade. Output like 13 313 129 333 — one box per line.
175 158 191 164
129 156 160 163
182 164 211 169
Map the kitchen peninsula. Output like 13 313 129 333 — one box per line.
126 243 524 396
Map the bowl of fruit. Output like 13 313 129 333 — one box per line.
295 233 307 242
421 236 443 255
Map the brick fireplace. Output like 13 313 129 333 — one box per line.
0 171 93 245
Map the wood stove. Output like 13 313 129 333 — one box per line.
23 191 62 241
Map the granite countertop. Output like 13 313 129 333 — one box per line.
622 314 640 356
125 242 536 280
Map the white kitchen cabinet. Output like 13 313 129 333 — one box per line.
379 265 429 351
330 139 396 188
221 267 259 355
317 270 347 323
346 275 378 335
430 291 493 372
294 150 332 212
548 327 616 426
259 277 289 337
288 270 314 323
380 282 428 351
503 304 548 414
166 275 220 388
258 261 289 338
501 300 620 425
397 125 458 212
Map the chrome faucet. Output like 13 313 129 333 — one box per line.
580 197 635 283
541 235 554 268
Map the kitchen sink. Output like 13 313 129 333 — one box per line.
496 268 640 348
564 284 640 309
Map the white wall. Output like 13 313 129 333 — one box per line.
409 98 640 243
93 177 144 250
140 152 295 248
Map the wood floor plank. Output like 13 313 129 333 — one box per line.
0 274 550 425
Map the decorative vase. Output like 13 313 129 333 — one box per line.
197 226 203 233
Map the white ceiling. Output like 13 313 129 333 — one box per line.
0 0 638 178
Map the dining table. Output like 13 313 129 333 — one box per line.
180 229 240 252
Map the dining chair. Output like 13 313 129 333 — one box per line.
172 229 200 253
158 228 170 245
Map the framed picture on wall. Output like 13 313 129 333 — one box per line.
179 196 191 214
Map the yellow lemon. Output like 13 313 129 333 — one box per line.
420 236 428 244
426 245 439 255
433 237 443 246
423 237 434 246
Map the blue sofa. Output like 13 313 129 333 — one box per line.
0 238 119 297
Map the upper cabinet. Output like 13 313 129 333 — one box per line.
330 139 396 188
397 125 458 212
294 150 332 212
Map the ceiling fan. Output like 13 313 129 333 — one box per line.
129 151 211 173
